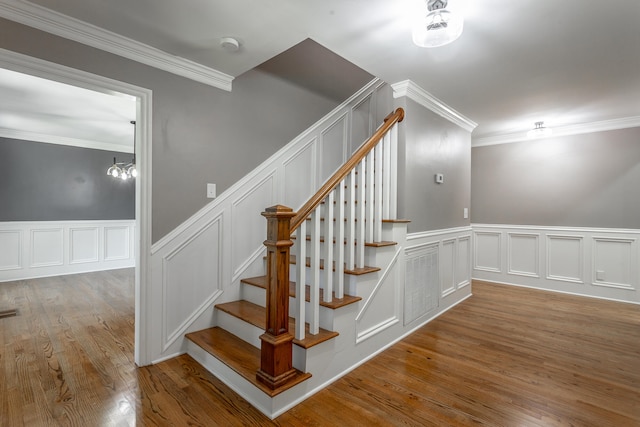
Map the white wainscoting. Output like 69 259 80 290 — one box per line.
0 220 135 282
405 226 473 320
149 79 392 362
472 224 640 304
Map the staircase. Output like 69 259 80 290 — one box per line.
185 108 406 418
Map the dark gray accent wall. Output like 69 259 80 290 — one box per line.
471 127 640 228
0 137 134 221
396 98 472 233
1 20 373 241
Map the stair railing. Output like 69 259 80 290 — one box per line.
257 108 404 390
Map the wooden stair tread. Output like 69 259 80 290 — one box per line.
291 235 397 248
241 275 361 309
289 255 381 275
186 327 311 397
216 300 339 349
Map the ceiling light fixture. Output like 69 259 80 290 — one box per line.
413 0 464 48
527 121 553 139
220 37 240 52
107 120 137 180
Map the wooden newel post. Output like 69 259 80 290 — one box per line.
256 205 297 390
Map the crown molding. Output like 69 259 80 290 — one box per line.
0 127 134 153
0 0 233 91
391 80 477 132
472 115 640 147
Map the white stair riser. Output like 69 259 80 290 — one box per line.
215 310 262 349
240 282 267 307
238 282 339 331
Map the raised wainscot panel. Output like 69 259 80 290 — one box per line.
319 113 348 183
441 239 456 297
104 226 130 261
282 138 316 211
0 230 22 270
592 237 637 290
350 94 373 155
356 250 401 343
508 233 540 278
163 216 223 347
31 228 64 268
231 174 275 279
546 235 584 283
456 236 471 288
70 227 99 264
474 231 502 273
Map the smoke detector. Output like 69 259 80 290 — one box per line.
220 37 240 52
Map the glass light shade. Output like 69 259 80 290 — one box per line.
128 165 137 178
413 1 464 48
120 171 129 180
107 159 122 177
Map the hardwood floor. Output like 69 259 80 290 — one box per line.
1 271 638 426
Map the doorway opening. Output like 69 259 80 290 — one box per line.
0 48 152 366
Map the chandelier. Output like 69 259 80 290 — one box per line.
107 120 137 180
413 0 464 48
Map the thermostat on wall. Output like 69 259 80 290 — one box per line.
435 173 444 184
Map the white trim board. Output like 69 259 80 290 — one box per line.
0 0 233 91
472 116 640 147
391 80 477 132
0 127 134 153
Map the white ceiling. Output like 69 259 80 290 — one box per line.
0 68 136 152
1 0 639 147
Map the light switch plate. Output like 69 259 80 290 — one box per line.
435 173 444 184
207 183 216 199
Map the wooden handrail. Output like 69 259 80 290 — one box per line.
289 107 404 234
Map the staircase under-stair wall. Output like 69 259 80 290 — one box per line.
149 79 473 418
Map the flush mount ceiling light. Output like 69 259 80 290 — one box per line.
413 0 464 48
527 121 553 139
107 120 137 180
220 37 240 52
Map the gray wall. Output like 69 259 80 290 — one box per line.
471 127 640 228
396 98 472 233
1 19 373 241
0 137 134 221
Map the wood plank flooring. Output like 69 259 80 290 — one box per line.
1 270 639 426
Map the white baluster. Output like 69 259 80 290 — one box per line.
374 141 383 242
366 150 375 243
383 131 391 220
336 179 345 299
346 169 356 271
295 221 306 340
390 124 398 219
309 208 320 335
357 159 366 268
323 189 334 303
